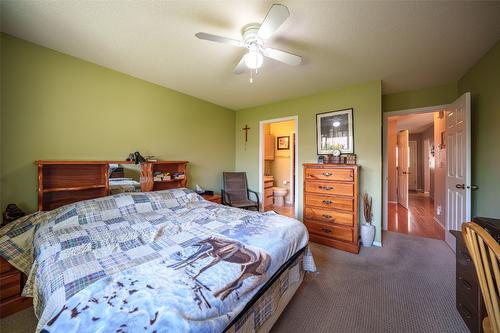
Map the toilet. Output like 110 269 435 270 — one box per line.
272 187 288 207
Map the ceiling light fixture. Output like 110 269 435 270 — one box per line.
333 121 341 127
244 47 263 69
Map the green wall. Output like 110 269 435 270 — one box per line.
458 40 500 218
0 33 235 212
235 81 383 243
382 82 457 112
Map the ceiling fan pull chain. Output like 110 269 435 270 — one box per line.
249 69 253 83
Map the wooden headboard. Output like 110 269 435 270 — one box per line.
36 160 188 211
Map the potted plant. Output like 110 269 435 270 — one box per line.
361 193 375 247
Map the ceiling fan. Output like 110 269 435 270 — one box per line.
195 4 302 78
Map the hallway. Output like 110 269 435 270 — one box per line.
388 191 445 240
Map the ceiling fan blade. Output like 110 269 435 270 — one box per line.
234 55 246 74
195 32 243 48
263 48 302 66
257 4 290 40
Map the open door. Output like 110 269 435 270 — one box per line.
445 92 471 252
408 141 418 191
397 130 409 209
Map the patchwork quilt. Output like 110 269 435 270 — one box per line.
0 188 314 333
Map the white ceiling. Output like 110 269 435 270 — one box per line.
393 112 436 134
1 1 500 110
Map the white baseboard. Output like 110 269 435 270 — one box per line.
362 241 382 247
433 217 446 230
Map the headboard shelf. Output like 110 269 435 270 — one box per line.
36 160 189 211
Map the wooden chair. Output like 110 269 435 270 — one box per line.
221 172 259 210
462 222 500 333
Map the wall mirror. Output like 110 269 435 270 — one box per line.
108 163 142 194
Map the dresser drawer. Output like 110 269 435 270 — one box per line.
304 207 353 227
0 272 22 301
457 293 482 333
305 221 353 243
457 273 480 312
264 187 273 198
0 258 15 275
305 181 353 197
305 168 353 182
264 180 273 189
304 193 354 212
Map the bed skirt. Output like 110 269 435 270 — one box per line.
225 249 305 333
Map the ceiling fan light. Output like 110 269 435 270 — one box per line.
244 49 263 69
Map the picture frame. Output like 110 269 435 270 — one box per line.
277 136 290 150
316 108 354 154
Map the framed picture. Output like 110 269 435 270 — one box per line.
316 108 354 154
277 136 290 150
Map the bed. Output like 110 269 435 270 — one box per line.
0 188 315 332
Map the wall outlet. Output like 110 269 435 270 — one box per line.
437 206 442 216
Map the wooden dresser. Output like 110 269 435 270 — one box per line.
303 164 359 254
451 217 499 333
0 257 31 318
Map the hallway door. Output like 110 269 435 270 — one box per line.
397 130 409 209
445 92 471 252
408 141 418 191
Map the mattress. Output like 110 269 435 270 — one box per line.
0 188 315 333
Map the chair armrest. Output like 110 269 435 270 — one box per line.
247 189 260 207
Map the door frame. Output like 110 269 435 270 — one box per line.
259 115 299 218
382 104 448 232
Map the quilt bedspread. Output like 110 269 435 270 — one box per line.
0 188 313 333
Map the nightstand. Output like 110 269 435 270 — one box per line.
0 257 32 318
201 194 222 204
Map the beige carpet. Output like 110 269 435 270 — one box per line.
272 231 468 333
0 232 468 333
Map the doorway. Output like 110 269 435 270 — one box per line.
259 116 298 218
383 93 472 250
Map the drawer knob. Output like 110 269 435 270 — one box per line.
458 276 473 290
321 228 332 234
323 172 333 176
318 186 334 190
322 214 332 219
322 200 333 205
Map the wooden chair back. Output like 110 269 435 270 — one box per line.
462 222 500 333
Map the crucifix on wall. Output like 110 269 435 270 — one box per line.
242 124 250 150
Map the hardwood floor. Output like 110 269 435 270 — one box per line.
388 191 445 240
271 204 295 218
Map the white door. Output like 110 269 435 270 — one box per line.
408 141 418 191
445 93 471 252
397 130 409 209
423 139 431 193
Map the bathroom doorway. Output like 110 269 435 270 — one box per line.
259 116 298 218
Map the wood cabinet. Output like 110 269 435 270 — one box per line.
140 161 188 192
0 257 31 318
264 134 275 160
263 177 274 210
303 164 359 254
201 194 222 204
451 217 499 333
